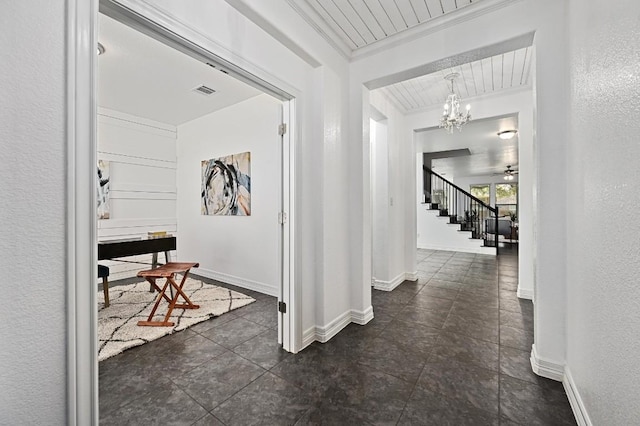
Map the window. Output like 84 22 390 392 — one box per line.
496 183 518 220
470 185 490 205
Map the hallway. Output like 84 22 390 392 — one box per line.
99 248 575 425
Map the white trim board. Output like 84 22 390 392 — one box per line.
563 368 592 426
373 272 418 291
530 344 565 382
301 307 375 349
517 287 533 300
192 269 278 298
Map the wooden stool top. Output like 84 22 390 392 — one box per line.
137 262 199 278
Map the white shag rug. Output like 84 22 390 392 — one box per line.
98 277 255 361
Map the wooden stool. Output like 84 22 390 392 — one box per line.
98 264 110 307
136 262 200 327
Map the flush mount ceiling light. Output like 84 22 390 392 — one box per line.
497 129 518 140
439 72 471 134
97 43 105 56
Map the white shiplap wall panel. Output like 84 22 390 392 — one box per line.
521 46 533 85
98 108 177 280
492 55 503 90
503 50 516 89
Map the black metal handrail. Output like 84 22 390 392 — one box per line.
424 166 496 213
423 166 499 254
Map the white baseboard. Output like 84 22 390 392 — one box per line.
351 306 374 325
301 306 375 349
517 286 533 300
563 367 592 426
405 271 418 281
193 268 278 297
530 344 565 381
373 272 405 291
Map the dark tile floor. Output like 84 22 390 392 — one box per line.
99 246 576 425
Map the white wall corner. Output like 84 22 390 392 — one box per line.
517 286 534 300
351 306 374 325
373 272 405 291
530 344 565 382
193 269 279 297
563 367 593 426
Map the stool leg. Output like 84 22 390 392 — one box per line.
102 276 110 308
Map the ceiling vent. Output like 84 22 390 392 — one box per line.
192 85 216 96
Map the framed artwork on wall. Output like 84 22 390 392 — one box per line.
97 160 110 219
201 151 251 216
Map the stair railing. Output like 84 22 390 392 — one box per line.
423 166 499 254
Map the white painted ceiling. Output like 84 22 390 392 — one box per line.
293 0 483 52
379 46 532 113
415 115 519 178
97 14 262 126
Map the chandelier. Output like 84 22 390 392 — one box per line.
439 72 471 133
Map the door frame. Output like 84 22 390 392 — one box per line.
67 1 298 423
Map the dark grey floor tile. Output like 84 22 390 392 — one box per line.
500 309 533 331
172 350 265 411
241 305 278 329
192 413 226 426
500 346 542 385
433 272 467 282
233 328 291 370
443 313 499 343
398 386 499 426
357 337 427 384
201 317 269 349
499 289 520 302
414 285 459 300
500 298 534 315
295 404 374 425
500 375 576 426
500 325 534 351
372 288 415 305
270 345 353 396
417 357 500 414
394 279 425 295
143 334 228 376
212 372 315 426
454 293 500 309
427 279 464 290
378 318 441 358
310 365 413 425
450 302 499 322
100 381 208 426
394 305 450 329
431 331 500 371
406 292 454 312
189 312 239 334
337 313 393 340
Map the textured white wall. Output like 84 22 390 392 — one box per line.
566 0 640 423
177 95 280 296
0 2 67 424
371 119 390 282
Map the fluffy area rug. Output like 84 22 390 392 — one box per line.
98 277 255 361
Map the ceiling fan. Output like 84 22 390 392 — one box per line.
494 165 519 180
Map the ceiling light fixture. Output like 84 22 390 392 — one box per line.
439 72 471 133
97 43 105 56
504 165 517 181
497 130 517 140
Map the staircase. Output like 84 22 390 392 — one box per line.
419 166 499 255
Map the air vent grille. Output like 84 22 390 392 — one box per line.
192 85 216 96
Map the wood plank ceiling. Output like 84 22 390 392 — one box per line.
378 46 533 113
300 0 481 50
